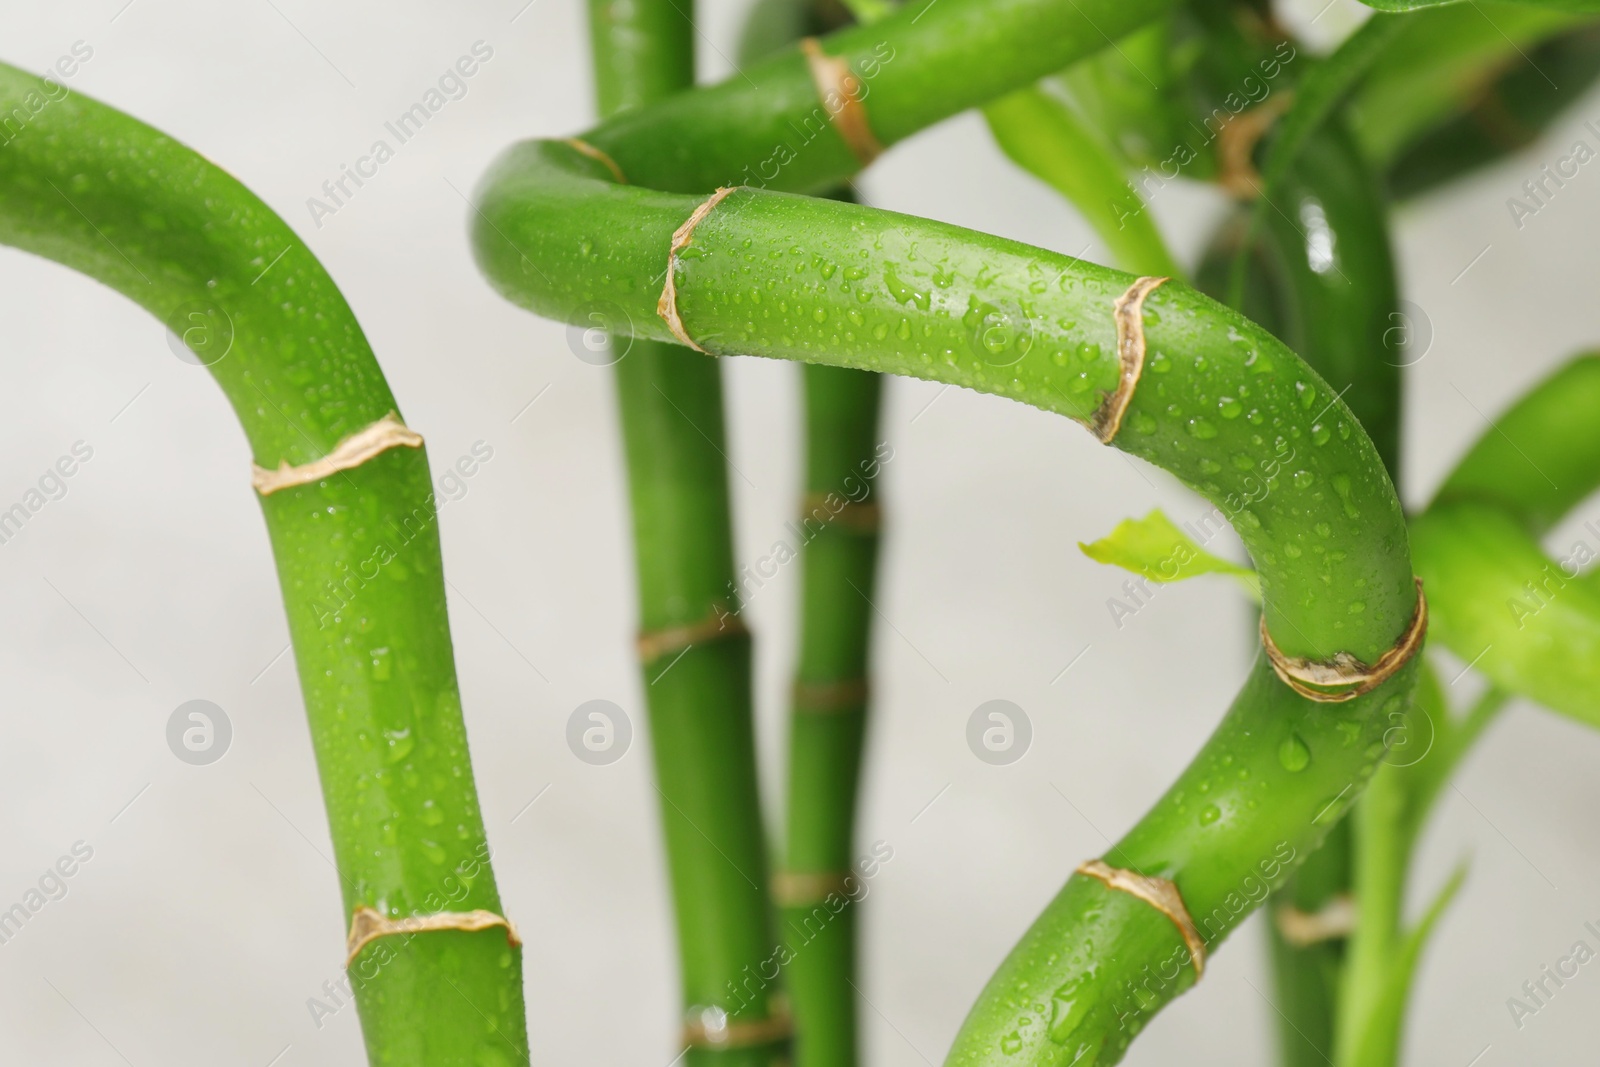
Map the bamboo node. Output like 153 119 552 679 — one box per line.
772 869 857 906
1089 276 1169 444
1217 92 1295 198
252 413 424 496
564 137 627 184
1077 858 1206 979
682 1003 793 1050
800 37 883 166
1274 894 1356 947
656 186 738 352
800 492 881 534
345 905 520 966
793 677 870 714
636 602 748 663
1260 578 1427 703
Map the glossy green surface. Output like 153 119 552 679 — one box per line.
0 61 524 1066
471 3 1421 1058
585 1 785 1062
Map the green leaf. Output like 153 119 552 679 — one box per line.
1342 862 1470 1067
1079 509 1259 596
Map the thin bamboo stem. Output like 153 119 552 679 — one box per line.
585 2 786 1062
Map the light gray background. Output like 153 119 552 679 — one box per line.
0 1 1597 1064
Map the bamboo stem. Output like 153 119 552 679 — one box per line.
470 4 1423 1054
0 62 526 1065
584 2 786 1062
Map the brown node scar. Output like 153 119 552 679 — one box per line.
1216 91 1295 198
1260 578 1428 703
345 905 520 967
1088 276 1169 444
801 492 882 534
1274 894 1356 948
564 137 627 184
772 869 856 906
252 413 424 496
637 603 749 663
793 677 870 714
1077 858 1206 979
682 1004 793 1050
800 37 883 166
656 186 738 352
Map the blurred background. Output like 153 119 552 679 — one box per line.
0 1 1597 1064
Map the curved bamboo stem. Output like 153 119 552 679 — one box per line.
0 62 526 1066
469 3 1422 1060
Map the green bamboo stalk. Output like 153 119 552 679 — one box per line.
778 359 884 1067
1334 672 1506 1067
469 6 1425 1058
584 3 786 1063
735 3 888 1061
0 62 526 1065
1199 115 1402 1067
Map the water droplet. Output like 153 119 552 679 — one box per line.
1331 474 1360 519
1001 1032 1024 1055
1293 470 1315 490
1311 423 1332 446
1218 397 1242 419
1199 804 1221 825
1278 734 1311 771
1187 419 1218 439
1348 600 1366 614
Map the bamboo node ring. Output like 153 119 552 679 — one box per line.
345 905 520 966
1260 578 1428 703
1274 894 1356 947
252 412 424 495
792 677 870 714
682 1003 793 1050
800 37 883 166
800 492 881 534
1077 858 1206 978
564 137 627 184
1089 276 1169 444
771 869 857 906
656 186 739 352
637 602 749 663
